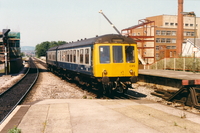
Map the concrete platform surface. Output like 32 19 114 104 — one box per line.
1 99 200 133
139 69 200 80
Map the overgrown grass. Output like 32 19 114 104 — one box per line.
8 126 21 133
149 57 200 72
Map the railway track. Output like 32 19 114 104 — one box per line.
0 58 39 124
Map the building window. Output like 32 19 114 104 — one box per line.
166 31 171 35
161 31 166 35
161 38 165 43
156 30 161 35
172 46 176 49
186 32 191 36
167 46 171 49
171 39 176 43
190 24 194 27
191 32 195 36
170 23 174 26
165 22 169 26
171 31 176 36
156 46 159 51
175 23 178 26
185 23 189 27
166 38 171 43
156 38 160 43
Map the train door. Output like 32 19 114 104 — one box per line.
76 49 80 64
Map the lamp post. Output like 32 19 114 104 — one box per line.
181 11 196 73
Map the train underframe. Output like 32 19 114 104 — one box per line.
47 64 137 95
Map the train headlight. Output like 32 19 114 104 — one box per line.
129 69 134 74
103 70 107 75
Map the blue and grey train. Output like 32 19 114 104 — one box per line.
46 34 138 94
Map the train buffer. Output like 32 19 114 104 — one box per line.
139 69 200 109
168 86 200 109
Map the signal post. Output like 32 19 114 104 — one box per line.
2 29 10 75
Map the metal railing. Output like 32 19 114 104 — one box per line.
144 57 200 72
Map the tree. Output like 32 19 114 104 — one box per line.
35 41 66 57
20 52 25 57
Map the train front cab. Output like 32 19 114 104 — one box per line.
93 43 138 94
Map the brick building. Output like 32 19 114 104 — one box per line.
122 15 200 64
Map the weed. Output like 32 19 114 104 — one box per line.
8 126 21 133
83 95 87 99
174 122 178 126
181 112 187 118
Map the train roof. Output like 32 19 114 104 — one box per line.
47 34 136 51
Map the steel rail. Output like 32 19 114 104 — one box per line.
0 58 39 124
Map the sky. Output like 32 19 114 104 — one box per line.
0 0 200 47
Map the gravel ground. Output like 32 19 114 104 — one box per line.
22 58 94 104
1 58 200 114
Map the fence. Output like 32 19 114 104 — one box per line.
144 57 200 72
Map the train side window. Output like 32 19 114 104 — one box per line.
65 51 67 62
125 46 135 63
48 53 51 60
61 51 63 61
66 51 69 62
80 49 84 63
85 48 89 64
73 50 76 63
99 46 110 63
113 46 123 63
70 50 72 62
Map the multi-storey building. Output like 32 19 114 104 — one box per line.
122 15 200 64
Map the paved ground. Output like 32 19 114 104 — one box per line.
139 69 200 80
1 99 200 133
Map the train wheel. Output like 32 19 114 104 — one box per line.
102 84 108 95
103 83 113 95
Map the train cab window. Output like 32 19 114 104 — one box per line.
113 46 123 63
100 46 110 63
85 49 89 64
70 50 72 62
73 50 76 62
80 49 84 63
125 46 135 63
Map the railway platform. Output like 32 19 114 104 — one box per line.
1 99 200 133
139 69 200 88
